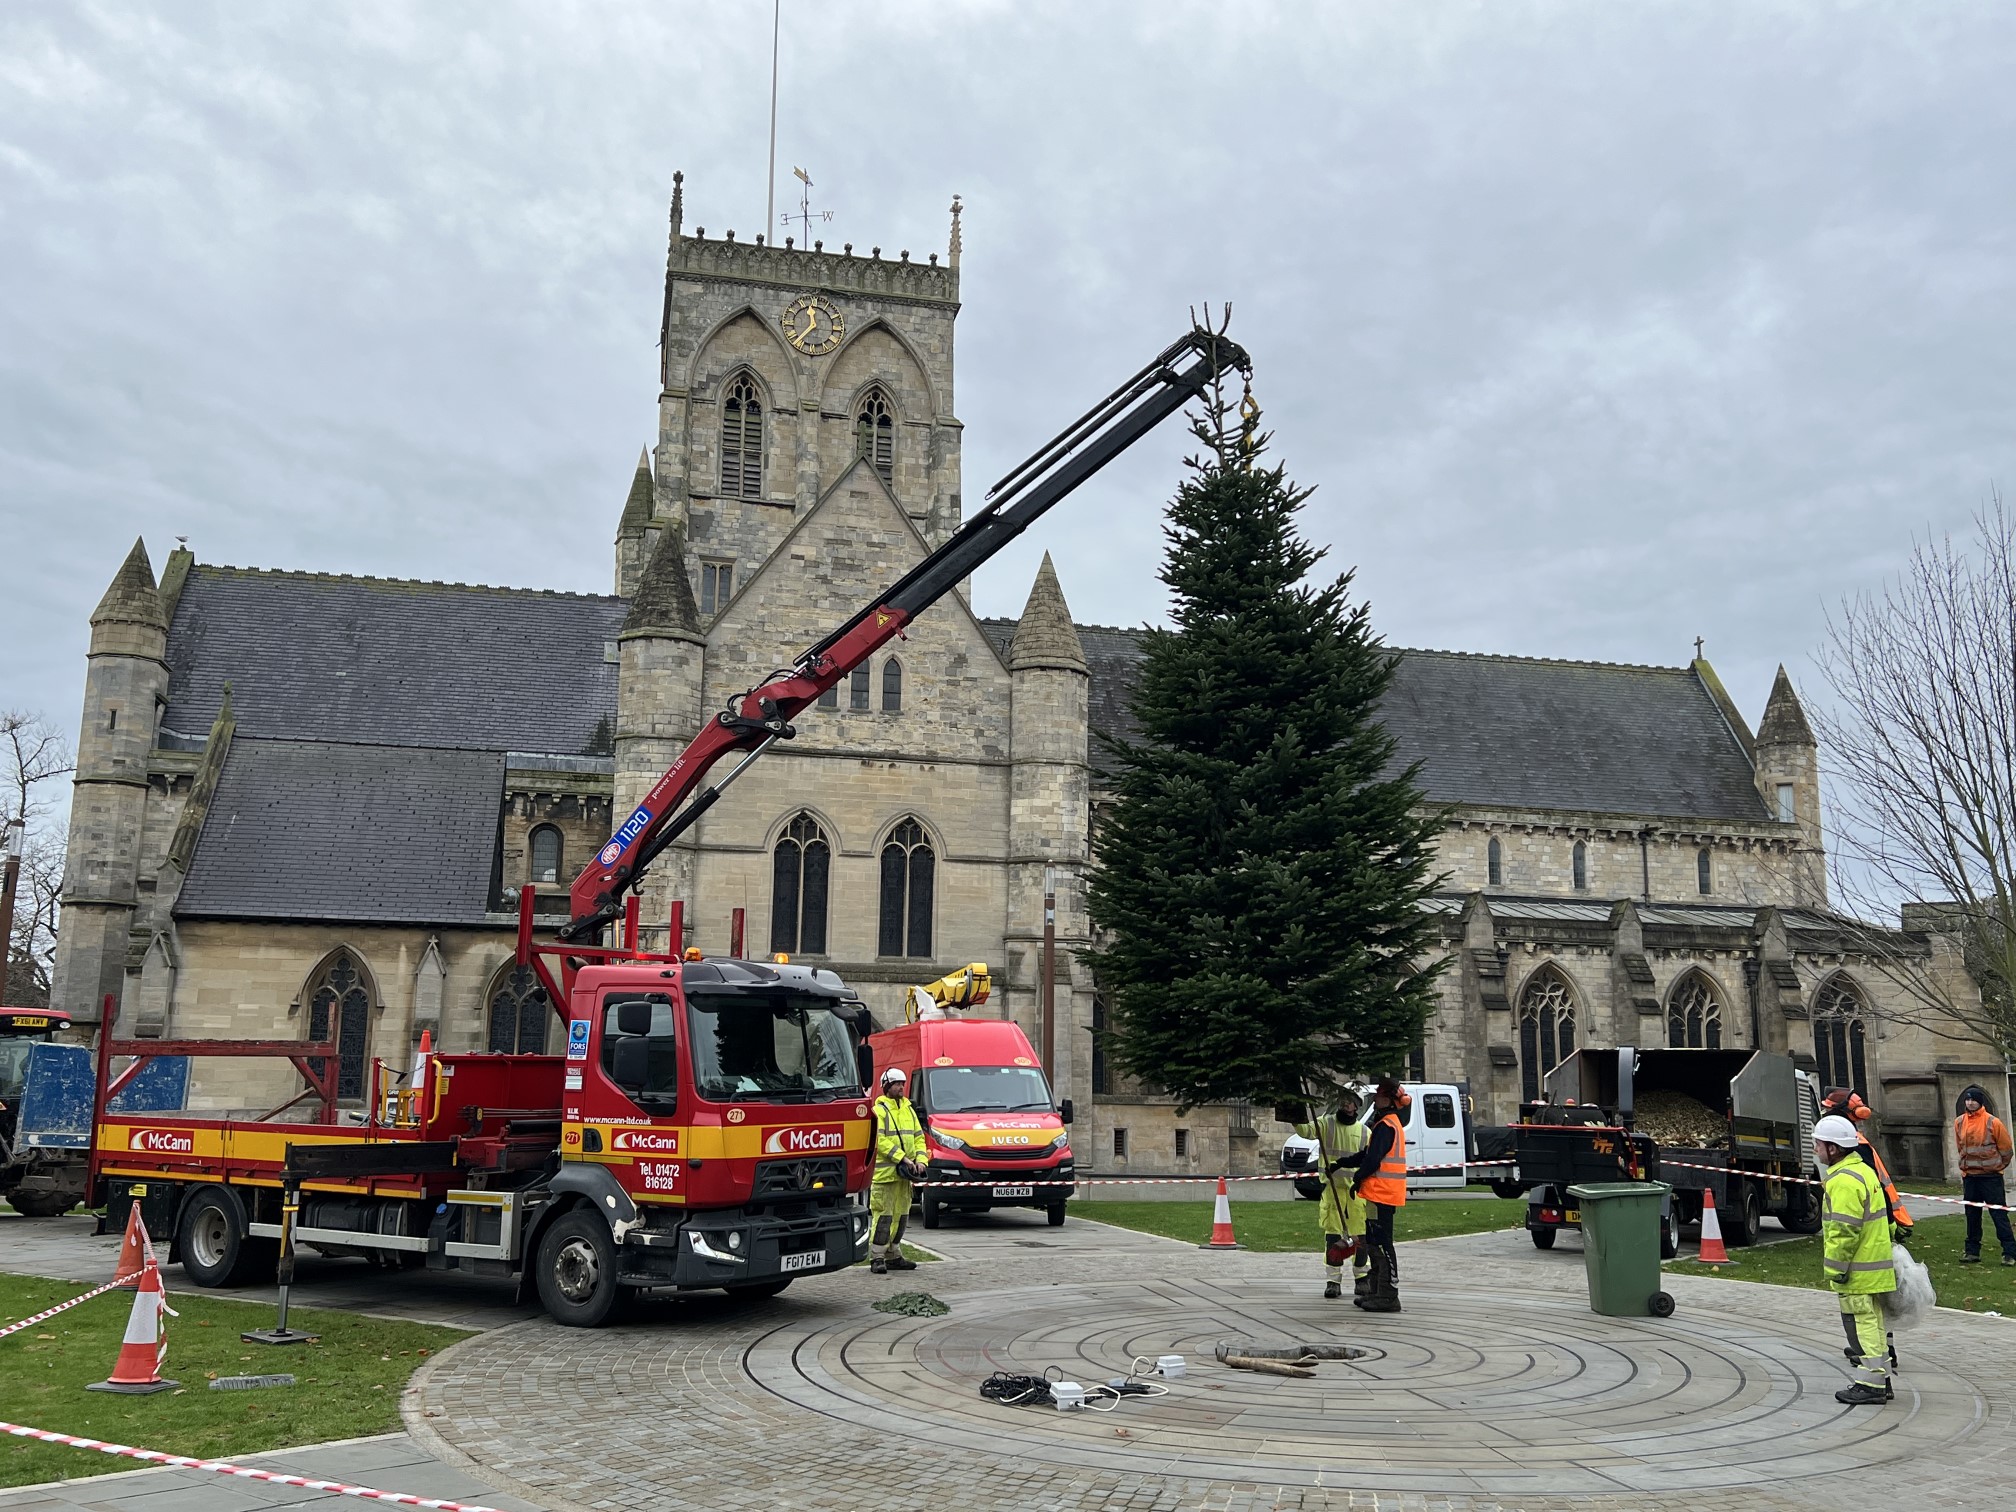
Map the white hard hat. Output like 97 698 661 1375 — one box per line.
880 1066 908 1085
1813 1114 1860 1149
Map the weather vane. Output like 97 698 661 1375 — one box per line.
782 166 833 246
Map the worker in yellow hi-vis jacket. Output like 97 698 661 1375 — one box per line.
870 1066 927 1275
1290 1089 1369 1300
1816 1113 1897 1406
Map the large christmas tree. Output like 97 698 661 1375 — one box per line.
1086 373 1445 1111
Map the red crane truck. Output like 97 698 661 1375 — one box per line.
87 326 1252 1327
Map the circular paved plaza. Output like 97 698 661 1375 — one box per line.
405 1221 2015 1511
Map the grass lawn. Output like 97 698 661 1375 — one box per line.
1076 1195 1527 1252
0 1273 469 1489
1668 1214 2016 1314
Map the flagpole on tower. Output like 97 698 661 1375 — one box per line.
765 0 781 240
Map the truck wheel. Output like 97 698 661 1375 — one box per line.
5 1191 78 1218
1530 1227 1557 1250
536 1210 630 1328
1047 1202 1066 1227
1779 1178 1822 1235
1659 1211 1679 1260
921 1191 942 1230
1293 1177 1323 1201
1723 1183 1761 1248
1491 1181 1526 1201
179 1187 258 1287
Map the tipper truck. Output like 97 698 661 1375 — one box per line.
1517 1045 1821 1251
79 324 1254 1325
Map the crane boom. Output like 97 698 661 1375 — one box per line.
561 326 1251 942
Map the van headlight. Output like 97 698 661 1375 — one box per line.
933 1133 969 1152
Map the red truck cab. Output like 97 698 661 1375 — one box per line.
867 1017 1073 1227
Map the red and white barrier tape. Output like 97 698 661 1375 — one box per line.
1657 1155 2016 1215
915 1158 1519 1190
0 1272 140 1342
0 1422 507 1512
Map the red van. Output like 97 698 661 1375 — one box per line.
866 1018 1074 1227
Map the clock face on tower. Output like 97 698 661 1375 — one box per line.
781 294 844 356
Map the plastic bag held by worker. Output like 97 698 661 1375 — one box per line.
1882 1245 1936 1330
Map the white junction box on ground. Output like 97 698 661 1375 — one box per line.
1051 1381 1087 1411
1156 1355 1186 1378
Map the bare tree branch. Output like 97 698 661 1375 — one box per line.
1810 496 2016 1056
1 710 72 1007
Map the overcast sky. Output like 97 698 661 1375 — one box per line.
5 2 2013 777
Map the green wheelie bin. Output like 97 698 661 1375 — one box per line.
1566 1181 1675 1318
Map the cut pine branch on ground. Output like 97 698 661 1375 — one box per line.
0 1273 469 1488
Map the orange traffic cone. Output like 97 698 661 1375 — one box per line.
114 1202 156 1281
88 1255 178 1394
1696 1188 1735 1266
1199 1176 1245 1250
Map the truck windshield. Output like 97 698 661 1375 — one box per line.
0 1037 34 1101
685 992 860 1103
923 1065 1053 1115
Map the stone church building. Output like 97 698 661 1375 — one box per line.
53 183 1998 1181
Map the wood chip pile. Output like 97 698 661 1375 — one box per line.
1633 1089 1727 1147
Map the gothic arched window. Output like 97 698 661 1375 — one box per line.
882 658 903 713
1813 978 1869 1099
771 813 830 955
850 665 871 711
1518 966 1577 1103
305 950 373 1102
817 684 838 710
878 818 935 958
529 825 562 885
1572 841 1587 892
487 964 551 1055
1487 837 1503 887
1697 846 1713 895
855 387 894 484
1667 972 1725 1048
721 375 764 498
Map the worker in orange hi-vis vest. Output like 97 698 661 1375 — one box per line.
1821 1088 1913 1240
1342 1078 1410 1314
1953 1084 2016 1265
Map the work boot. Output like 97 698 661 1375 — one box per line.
887 1253 918 1271
1323 1281 1342 1300
870 1257 887 1275
1834 1383 1889 1406
1359 1250 1402 1314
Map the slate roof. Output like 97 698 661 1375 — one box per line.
983 620 1768 824
160 566 624 755
177 740 506 924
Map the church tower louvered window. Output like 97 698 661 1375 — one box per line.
770 814 830 955
854 387 894 484
721 375 764 498
877 818 935 958
305 950 373 1101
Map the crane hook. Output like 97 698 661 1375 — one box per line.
1239 378 1261 470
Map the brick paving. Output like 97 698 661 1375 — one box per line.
404 1212 2016 1512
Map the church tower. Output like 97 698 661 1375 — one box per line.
1007 554 1093 1099
54 539 169 1025
642 174 963 615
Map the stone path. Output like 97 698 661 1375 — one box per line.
406 1209 2016 1512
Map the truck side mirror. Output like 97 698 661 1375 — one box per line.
856 1043 874 1089
611 1036 651 1090
616 999 654 1037
1059 1098 1074 1125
